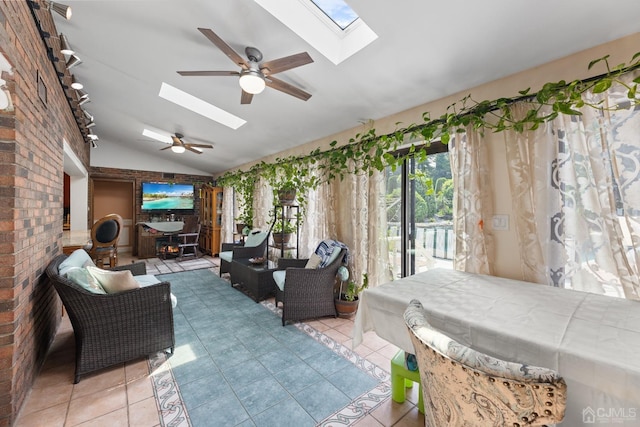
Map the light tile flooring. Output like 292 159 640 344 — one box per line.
16 254 424 427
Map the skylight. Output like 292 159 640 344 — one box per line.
253 0 377 65
158 83 246 130
310 0 358 30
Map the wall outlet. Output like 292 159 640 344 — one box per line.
492 215 509 231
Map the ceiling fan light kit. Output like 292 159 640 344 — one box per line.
239 70 265 94
171 145 186 154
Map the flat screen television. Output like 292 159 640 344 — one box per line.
141 182 194 213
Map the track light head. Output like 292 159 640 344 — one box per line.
59 33 73 55
45 1 72 20
65 54 82 69
70 75 83 90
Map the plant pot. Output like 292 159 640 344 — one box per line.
334 296 359 317
236 223 246 234
278 189 296 205
272 233 292 245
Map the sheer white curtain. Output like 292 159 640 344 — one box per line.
219 186 235 245
504 74 640 299
449 130 494 275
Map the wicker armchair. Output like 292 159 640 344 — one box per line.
274 248 347 326
404 299 567 426
46 254 175 383
218 230 269 276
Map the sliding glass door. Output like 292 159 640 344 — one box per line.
385 143 453 278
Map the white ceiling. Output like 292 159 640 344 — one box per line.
54 0 640 176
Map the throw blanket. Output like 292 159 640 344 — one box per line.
315 239 349 268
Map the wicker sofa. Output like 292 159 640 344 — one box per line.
46 254 175 383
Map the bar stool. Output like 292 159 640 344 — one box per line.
391 350 424 413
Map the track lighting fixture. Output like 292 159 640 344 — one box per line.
59 33 73 55
88 133 98 141
76 88 88 100
86 120 95 128
91 140 97 148
65 54 82 69
78 96 90 106
70 75 83 90
82 109 93 122
44 1 72 20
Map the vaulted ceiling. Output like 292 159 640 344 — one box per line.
54 0 640 175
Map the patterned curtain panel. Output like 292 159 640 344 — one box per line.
505 73 640 299
326 161 393 288
449 129 493 275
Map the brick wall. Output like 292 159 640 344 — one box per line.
0 3 89 426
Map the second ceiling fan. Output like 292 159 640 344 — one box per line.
160 133 213 154
178 28 314 104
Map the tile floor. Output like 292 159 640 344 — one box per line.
15 254 425 427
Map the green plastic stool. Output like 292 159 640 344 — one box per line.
391 350 424 413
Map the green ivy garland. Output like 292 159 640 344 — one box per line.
218 53 640 210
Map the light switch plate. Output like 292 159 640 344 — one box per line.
492 215 509 231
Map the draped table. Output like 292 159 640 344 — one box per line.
353 268 640 425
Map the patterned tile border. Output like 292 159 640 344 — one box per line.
148 281 392 427
149 352 191 427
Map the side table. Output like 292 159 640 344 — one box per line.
230 258 277 302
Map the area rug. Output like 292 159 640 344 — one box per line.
147 269 390 427
143 255 219 275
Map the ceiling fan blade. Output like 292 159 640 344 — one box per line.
177 70 240 77
198 28 248 69
261 52 313 75
185 143 213 149
241 90 253 104
160 146 172 151
186 146 203 154
265 76 312 101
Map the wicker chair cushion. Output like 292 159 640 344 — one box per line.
304 253 322 269
134 274 161 287
219 251 233 262
65 267 106 294
59 249 95 276
131 274 177 308
87 266 140 293
245 231 268 247
273 270 286 291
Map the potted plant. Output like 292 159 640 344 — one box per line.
335 271 368 317
272 217 296 244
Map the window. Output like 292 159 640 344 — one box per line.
385 142 453 279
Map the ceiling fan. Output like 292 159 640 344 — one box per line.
160 133 213 154
177 28 314 104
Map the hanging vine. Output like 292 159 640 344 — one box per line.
217 52 640 202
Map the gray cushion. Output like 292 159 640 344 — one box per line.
245 231 267 247
273 270 286 291
59 249 96 276
219 251 233 262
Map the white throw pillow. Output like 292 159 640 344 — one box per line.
65 267 106 294
87 266 140 294
305 253 322 269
